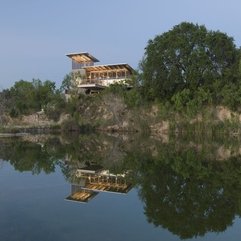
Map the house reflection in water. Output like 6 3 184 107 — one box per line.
66 163 132 204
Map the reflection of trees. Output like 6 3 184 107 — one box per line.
0 159 3 169
59 133 129 181
0 138 65 174
2 134 241 239
0 133 129 176
126 146 241 239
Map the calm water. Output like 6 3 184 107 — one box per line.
1 133 241 241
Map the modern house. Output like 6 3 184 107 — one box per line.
66 52 135 93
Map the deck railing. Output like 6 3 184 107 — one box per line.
78 76 129 86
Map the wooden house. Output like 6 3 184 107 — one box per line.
66 52 134 93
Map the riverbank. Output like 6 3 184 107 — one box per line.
2 93 241 137
0 132 29 137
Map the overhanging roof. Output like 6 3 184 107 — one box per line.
83 63 134 73
66 52 99 63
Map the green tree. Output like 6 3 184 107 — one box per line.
140 22 240 101
33 79 56 109
0 89 11 123
1 79 64 118
9 80 36 115
60 73 72 92
60 72 82 95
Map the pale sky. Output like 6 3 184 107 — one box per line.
0 0 241 89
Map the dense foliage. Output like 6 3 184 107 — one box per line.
140 22 241 110
0 79 65 120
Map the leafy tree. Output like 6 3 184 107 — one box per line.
0 89 12 123
238 47 241 78
33 79 56 109
140 22 240 101
60 72 83 95
60 73 72 92
0 79 65 118
9 80 36 115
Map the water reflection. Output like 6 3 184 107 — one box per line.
1 133 241 239
66 161 132 203
132 152 241 239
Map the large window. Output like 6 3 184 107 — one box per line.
72 61 94 70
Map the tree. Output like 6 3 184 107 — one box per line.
0 92 7 124
140 22 240 100
9 80 36 115
1 79 63 117
60 73 72 92
60 72 83 94
239 48 241 74
33 79 56 109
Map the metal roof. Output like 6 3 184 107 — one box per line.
66 52 99 63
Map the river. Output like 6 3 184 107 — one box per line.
0 133 241 241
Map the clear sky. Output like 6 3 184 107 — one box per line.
0 0 241 89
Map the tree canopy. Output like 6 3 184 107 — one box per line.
140 22 240 101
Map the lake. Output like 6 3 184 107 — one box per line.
0 133 241 241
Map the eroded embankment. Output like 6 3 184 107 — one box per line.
1 94 241 136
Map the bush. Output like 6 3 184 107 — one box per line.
219 84 241 110
44 93 66 121
171 87 212 116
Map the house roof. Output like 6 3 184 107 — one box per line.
66 52 99 63
83 63 134 73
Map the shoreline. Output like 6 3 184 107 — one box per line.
0 132 29 137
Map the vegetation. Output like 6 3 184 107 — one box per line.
126 148 241 239
0 79 65 121
140 22 241 105
1 22 241 131
2 133 241 239
84 22 241 119
1 21 241 240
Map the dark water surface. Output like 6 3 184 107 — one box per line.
0 133 241 241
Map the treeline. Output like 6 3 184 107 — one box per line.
1 22 241 124
0 79 65 121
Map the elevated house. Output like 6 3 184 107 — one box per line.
66 52 134 94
